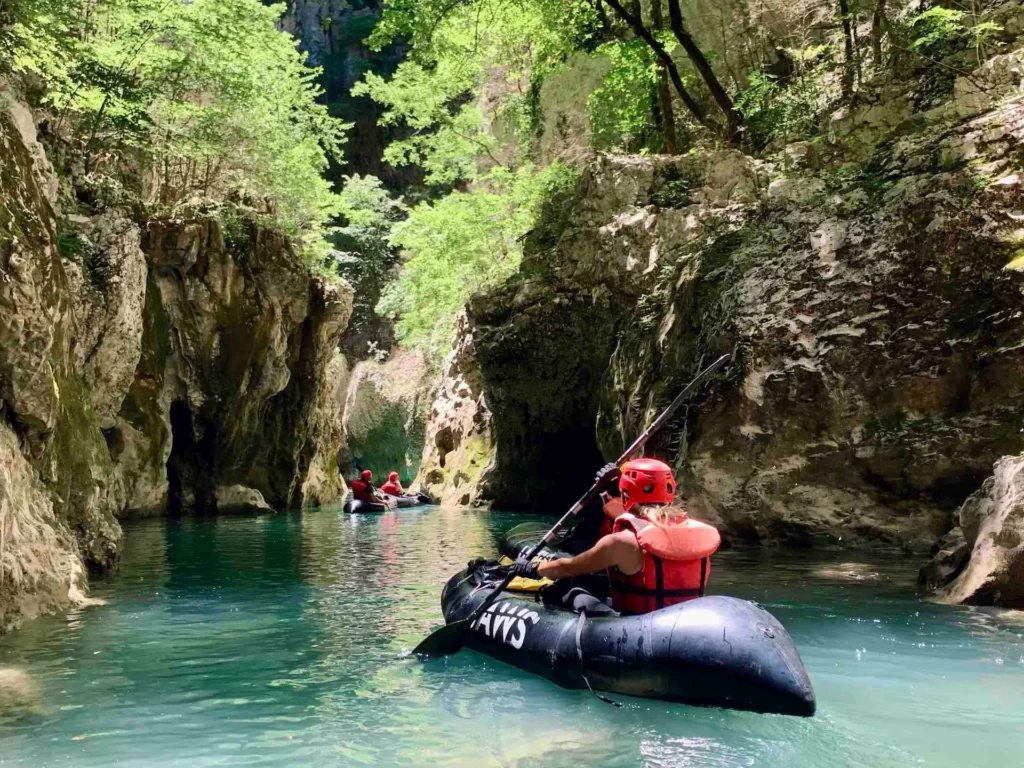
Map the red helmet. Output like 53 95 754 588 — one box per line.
618 458 675 510
361 470 373 482
388 471 399 481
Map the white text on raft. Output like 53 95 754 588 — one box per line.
471 601 540 649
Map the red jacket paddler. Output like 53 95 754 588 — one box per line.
351 470 376 502
380 471 403 496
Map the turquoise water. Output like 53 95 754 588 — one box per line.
1 507 1023 767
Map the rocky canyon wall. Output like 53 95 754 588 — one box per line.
420 56 1024 553
0 91 353 630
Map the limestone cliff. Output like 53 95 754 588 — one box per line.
1 96 124 571
1 91 353 630
128 217 353 514
421 57 1024 551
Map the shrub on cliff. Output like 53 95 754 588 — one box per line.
1 0 347 254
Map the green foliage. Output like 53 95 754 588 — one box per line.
650 179 693 209
331 175 407 334
735 53 828 147
587 39 660 152
377 162 579 361
2 0 347 256
908 8 966 53
356 0 598 186
1 0 78 90
908 8 1003 56
354 63 495 186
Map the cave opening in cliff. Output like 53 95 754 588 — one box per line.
166 401 217 514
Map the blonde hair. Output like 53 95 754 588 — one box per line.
632 503 687 527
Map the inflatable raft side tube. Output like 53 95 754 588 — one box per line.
343 497 396 514
440 569 815 716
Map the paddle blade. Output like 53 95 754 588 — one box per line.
412 619 471 659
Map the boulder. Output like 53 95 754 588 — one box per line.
0 667 43 719
918 527 970 591
215 484 271 514
939 455 1024 607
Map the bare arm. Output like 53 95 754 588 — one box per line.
536 532 642 579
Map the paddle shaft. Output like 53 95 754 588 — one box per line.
461 352 731 630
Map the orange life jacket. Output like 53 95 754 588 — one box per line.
609 513 721 615
350 479 375 502
381 481 402 495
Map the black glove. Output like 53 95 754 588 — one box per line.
595 462 621 496
510 556 541 580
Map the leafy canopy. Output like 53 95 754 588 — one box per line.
2 0 347 254
333 173 407 295
355 0 598 185
377 162 580 361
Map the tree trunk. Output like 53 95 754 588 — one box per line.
600 0 710 130
651 0 678 154
665 0 742 143
838 0 856 98
871 0 887 68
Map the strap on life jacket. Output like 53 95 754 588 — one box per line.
609 556 709 608
609 513 716 613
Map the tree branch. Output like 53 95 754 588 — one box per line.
665 0 742 143
598 0 710 130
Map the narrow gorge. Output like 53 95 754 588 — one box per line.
7 0 1024 763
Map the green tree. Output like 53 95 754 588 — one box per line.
3 0 347 254
356 0 600 186
377 163 578 361
332 174 408 356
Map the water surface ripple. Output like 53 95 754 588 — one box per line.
1 507 1022 766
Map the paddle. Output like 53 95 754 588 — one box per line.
412 352 732 659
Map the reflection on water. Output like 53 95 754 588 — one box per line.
1 507 1023 767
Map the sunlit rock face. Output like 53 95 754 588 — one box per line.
0 424 92 633
0 95 123 571
604 102 1024 552
422 88 1024 547
937 455 1024 608
414 314 495 508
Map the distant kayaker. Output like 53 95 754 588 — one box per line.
380 471 403 496
511 458 720 615
350 469 384 502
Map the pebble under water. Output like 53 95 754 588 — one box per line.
1 507 1023 767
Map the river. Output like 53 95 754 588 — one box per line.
1 507 1022 766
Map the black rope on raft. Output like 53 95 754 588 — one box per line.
574 612 621 708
